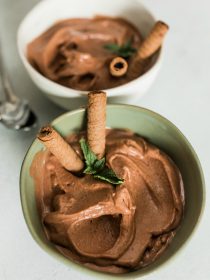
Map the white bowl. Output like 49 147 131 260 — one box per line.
17 0 163 110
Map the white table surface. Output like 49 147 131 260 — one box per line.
0 0 209 279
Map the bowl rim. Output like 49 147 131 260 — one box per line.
20 104 206 278
17 0 163 98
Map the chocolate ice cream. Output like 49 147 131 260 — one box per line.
31 129 184 274
27 16 153 91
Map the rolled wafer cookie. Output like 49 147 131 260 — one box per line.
110 57 128 77
129 21 169 76
38 125 84 172
137 21 169 60
87 91 106 159
109 21 169 77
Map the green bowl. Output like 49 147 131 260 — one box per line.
20 104 205 279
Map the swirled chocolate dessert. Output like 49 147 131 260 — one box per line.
30 92 184 274
27 17 168 91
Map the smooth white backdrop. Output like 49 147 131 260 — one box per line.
0 0 209 279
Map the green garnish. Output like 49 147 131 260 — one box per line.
104 38 136 58
79 138 124 185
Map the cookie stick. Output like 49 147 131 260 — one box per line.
87 91 106 159
38 125 84 172
109 57 128 77
109 21 169 77
137 21 169 60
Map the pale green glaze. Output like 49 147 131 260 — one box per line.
20 105 205 279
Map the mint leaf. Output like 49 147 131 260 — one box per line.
104 43 120 52
104 38 136 58
79 138 124 185
80 138 97 167
93 157 105 171
94 167 124 185
123 37 132 49
84 165 96 174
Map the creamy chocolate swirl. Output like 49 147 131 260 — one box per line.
27 16 152 91
31 129 184 273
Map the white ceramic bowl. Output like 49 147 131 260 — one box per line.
17 0 163 109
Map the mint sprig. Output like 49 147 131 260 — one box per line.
104 38 136 58
79 138 124 185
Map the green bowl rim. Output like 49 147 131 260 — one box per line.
19 104 206 278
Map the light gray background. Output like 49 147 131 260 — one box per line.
0 0 209 279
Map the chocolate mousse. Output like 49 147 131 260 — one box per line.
30 92 184 274
27 17 168 91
